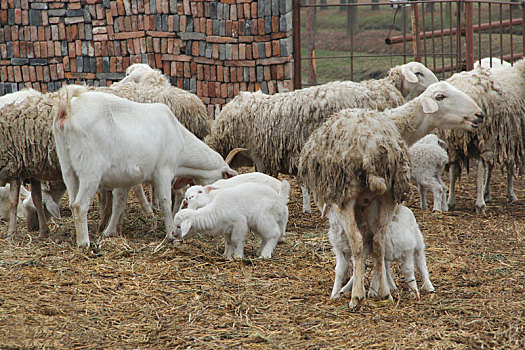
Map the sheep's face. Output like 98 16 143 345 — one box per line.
420 81 484 132
401 62 439 97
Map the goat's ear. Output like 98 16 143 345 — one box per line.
173 177 193 190
402 67 419 83
180 219 192 238
420 96 439 113
204 185 219 193
45 201 61 219
222 169 237 179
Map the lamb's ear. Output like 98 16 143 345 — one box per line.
45 201 61 219
402 68 419 83
420 96 439 113
204 185 220 193
180 219 192 238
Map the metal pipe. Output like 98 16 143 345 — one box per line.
292 0 301 90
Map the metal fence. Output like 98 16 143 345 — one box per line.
292 0 524 88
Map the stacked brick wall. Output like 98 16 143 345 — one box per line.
0 0 294 117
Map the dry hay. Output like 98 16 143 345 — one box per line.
0 167 524 349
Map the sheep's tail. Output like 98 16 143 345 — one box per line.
224 147 247 165
56 85 87 125
279 180 291 203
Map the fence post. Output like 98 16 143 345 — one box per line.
410 1 422 62
293 0 302 90
464 0 475 69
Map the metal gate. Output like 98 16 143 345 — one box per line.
292 0 524 88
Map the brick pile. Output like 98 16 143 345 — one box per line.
0 0 294 117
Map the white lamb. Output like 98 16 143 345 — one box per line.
330 205 434 300
174 182 290 259
409 134 449 212
53 85 238 247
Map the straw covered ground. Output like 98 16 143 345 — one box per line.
1 166 524 349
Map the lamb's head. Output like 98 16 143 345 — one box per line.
416 81 483 133
399 62 439 97
174 209 196 238
417 134 448 150
179 185 217 210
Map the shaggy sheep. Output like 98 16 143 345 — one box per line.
298 81 483 308
409 134 449 212
437 63 525 214
0 88 42 108
205 62 438 213
53 85 238 247
330 205 434 300
174 182 290 259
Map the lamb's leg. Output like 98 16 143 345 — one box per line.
415 246 434 293
6 179 21 242
277 206 288 243
29 179 50 239
447 161 460 210
484 162 494 203
370 197 394 301
418 184 428 210
438 176 448 212
230 225 248 259
329 214 349 299
506 163 518 203
101 187 130 238
223 232 233 258
422 177 445 212
132 184 153 215
72 178 100 248
334 200 365 309
475 160 487 214
400 253 420 299
301 185 312 214
385 261 397 293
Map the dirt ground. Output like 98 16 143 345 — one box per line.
0 165 524 349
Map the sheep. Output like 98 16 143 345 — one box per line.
20 182 66 231
174 181 290 259
298 81 483 308
330 205 434 300
180 173 290 241
437 63 525 214
0 91 64 240
473 57 511 69
0 88 42 108
409 134 449 212
115 63 171 87
53 85 238 248
205 62 438 213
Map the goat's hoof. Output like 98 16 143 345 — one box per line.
508 196 519 204
475 205 486 215
77 240 90 248
348 297 364 310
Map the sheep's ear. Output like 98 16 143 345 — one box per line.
438 140 448 150
204 185 219 193
45 201 61 219
402 68 419 83
420 96 439 113
180 219 192 238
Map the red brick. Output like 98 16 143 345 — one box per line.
252 44 259 59
162 0 169 14
134 38 141 53
204 65 210 80
69 2 81 10
197 64 204 80
126 39 134 54
230 5 237 21
232 21 239 37
34 42 41 57
192 41 199 56
28 66 36 81
264 66 271 80
221 83 227 98
249 67 256 82
258 18 265 36
21 65 29 81
197 80 202 96
210 66 216 81
234 83 240 96
14 8 21 24
183 0 190 15
7 66 14 82
12 41 19 56
140 37 147 53
225 20 232 36
223 67 230 82
232 45 238 60
268 81 276 95
202 81 209 96
13 66 22 82
116 0 125 15
209 82 216 98
160 38 167 53
190 62 197 75
124 17 132 31
110 57 117 72
176 61 184 77
47 41 54 57
245 45 252 60
184 62 191 78
180 15 186 31
239 44 246 60
50 64 57 80
251 2 257 18
265 42 272 57
217 66 223 82
206 19 213 35
272 40 280 57
75 40 82 56
199 18 206 33
212 44 219 60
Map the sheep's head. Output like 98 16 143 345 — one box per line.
418 81 484 132
400 62 439 97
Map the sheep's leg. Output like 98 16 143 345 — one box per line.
6 179 21 241
475 160 487 214
415 247 434 293
447 162 460 210
97 190 113 233
29 179 50 239
370 198 394 301
329 214 349 299
400 254 419 299
438 176 448 212
506 164 518 203
301 185 312 214
418 184 428 210
132 184 153 215
153 175 174 240
72 179 100 248
484 162 494 203
334 200 365 309
101 187 130 238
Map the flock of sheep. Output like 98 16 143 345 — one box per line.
0 57 524 309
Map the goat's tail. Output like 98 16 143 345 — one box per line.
56 85 87 126
279 180 291 203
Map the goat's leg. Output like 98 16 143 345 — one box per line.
334 200 364 309
6 179 21 242
72 178 100 248
29 179 50 239
484 162 494 203
301 185 312 214
506 163 518 203
475 160 487 214
277 206 288 243
230 224 248 259
399 254 419 299
256 220 280 258
101 187 130 238
97 190 112 233
447 161 460 210
153 175 174 240
329 214 350 299
132 184 153 215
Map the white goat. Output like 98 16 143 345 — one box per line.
330 205 434 300
174 182 290 259
53 85 237 247
409 134 449 212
